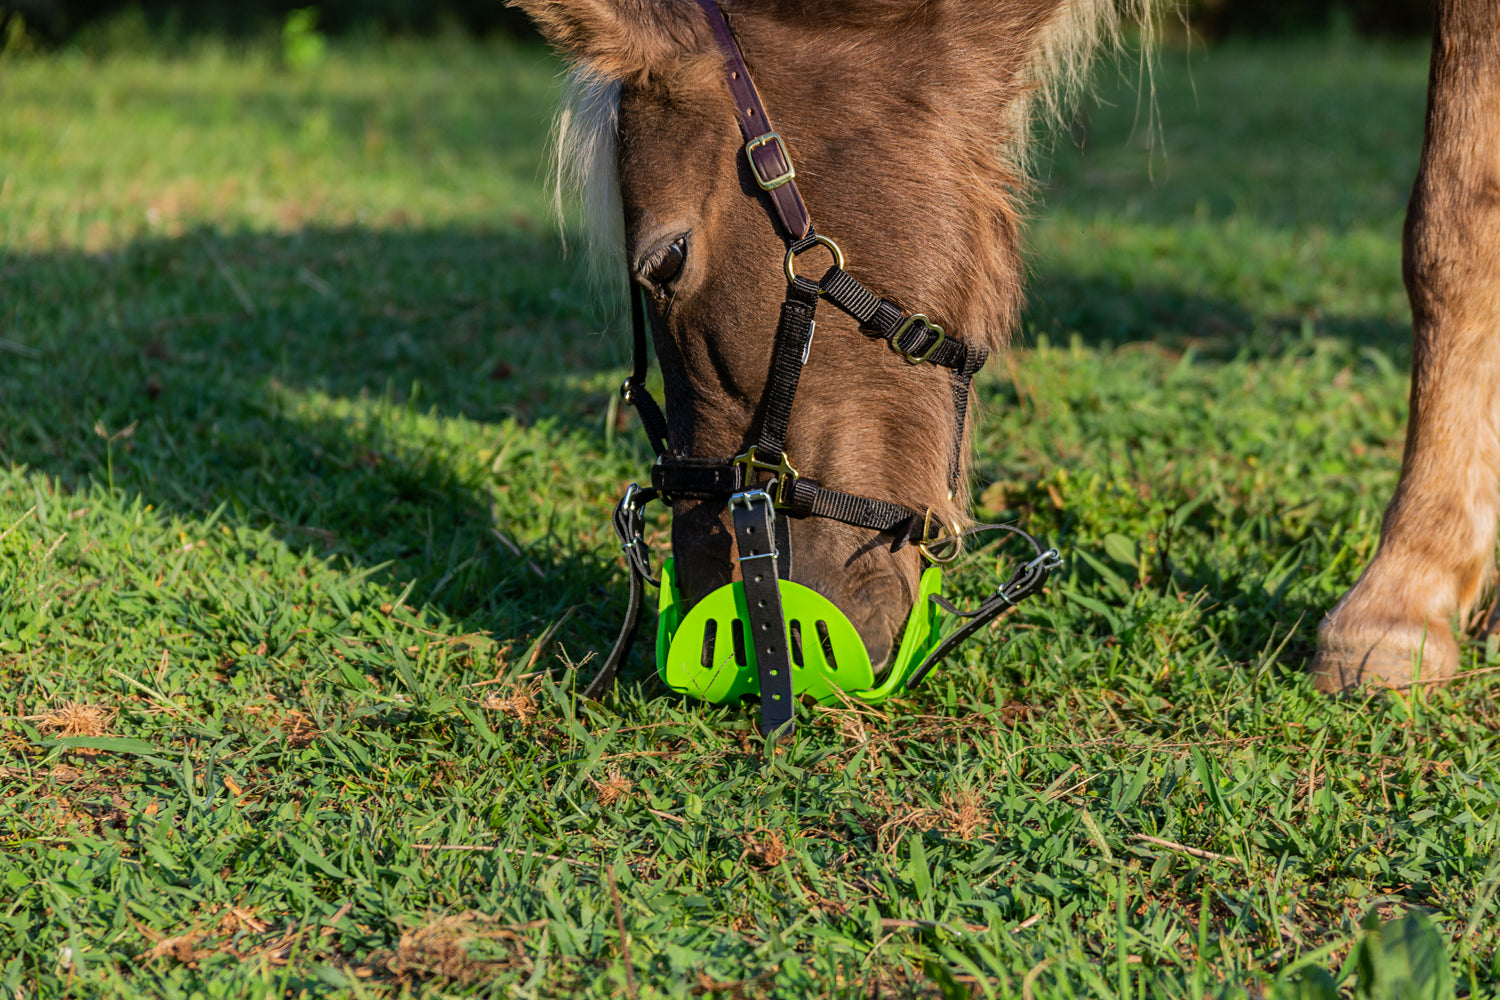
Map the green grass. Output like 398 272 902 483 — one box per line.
2 30 1498 1000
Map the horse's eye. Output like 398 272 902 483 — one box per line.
644 237 687 287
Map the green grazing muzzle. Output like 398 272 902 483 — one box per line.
655 558 945 705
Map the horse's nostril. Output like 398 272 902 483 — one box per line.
701 619 718 669
731 618 747 666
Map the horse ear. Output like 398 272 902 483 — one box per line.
508 0 706 79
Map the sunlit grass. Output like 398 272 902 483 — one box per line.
1 32 1496 1000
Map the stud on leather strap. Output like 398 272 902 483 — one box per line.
731 490 796 740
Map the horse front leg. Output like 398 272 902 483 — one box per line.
1312 0 1500 691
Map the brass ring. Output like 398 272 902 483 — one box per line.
784 235 845 285
916 507 963 565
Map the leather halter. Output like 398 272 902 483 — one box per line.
582 1 1059 736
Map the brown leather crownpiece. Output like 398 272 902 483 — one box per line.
695 0 812 241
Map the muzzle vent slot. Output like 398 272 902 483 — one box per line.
816 620 837 669
700 619 718 670
789 620 805 668
731 618 747 667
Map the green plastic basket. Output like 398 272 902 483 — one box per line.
655 558 944 705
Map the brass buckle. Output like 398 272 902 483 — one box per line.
744 132 796 190
917 507 963 564
783 234 845 285
891 315 945 365
733 447 799 506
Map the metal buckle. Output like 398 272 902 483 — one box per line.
744 132 796 190
730 490 780 563
729 488 774 512
890 315 945 365
783 234 844 285
732 447 799 506
917 507 963 564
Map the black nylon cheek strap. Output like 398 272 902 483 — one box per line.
751 274 820 462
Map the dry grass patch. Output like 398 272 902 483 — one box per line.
938 788 991 842
29 701 117 738
590 767 634 807
379 911 530 985
741 829 790 869
480 676 544 723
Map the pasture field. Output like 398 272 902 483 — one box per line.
2 29 1497 999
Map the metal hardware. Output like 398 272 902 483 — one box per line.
732 448 799 506
783 234 844 285
729 489 781 562
620 378 637 403
620 481 646 554
917 507 963 564
1031 548 1064 573
891 315 945 365
729 488 775 512
744 132 796 190
619 482 643 520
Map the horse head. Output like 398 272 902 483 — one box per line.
514 0 1083 667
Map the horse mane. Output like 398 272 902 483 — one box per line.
548 0 1168 294
550 67 624 289
1013 0 1165 177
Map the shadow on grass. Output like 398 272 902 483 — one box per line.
1 223 643 654
0 221 1412 663
1024 265 1413 364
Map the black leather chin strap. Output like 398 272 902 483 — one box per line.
731 491 796 739
581 484 658 701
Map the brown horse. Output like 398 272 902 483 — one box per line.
512 0 1500 692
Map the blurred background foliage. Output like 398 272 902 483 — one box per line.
0 0 1437 52
0 0 534 51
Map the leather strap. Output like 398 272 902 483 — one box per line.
696 0 812 241
732 492 796 738
903 536 1062 691
582 486 659 699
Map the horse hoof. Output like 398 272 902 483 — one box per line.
1310 617 1458 693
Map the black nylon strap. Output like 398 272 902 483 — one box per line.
652 457 923 539
732 493 796 738
818 266 882 323
652 457 740 498
787 480 919 537
622 281 670 457
752 275 820 461
819 265 988 375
